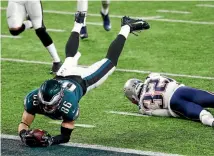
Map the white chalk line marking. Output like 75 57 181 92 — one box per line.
86 22 103 26
47 28 65 32
1 134 182 156
0 7 162 20
152 18 214 25
196 4 214 8
1 35 22 38
1 7 214 25
49 121 96 128
106 111 148 117
157 10 191 14
1 58 214 80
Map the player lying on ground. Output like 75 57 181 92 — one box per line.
7 0 61 73
18 12 150 147
77 0 111 39
124 73 214 127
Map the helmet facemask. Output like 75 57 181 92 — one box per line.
124 79 144 104
37 80 64 114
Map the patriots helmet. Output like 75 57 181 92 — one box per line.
123 78 144 104
37 79 64 113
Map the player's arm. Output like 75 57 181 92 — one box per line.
139 108 172 117
18 110 35 144
51 120 75 145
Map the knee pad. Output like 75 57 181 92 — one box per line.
9 25 25 36
35 27 52 47
9 29 20 36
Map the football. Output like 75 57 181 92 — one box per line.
29 129 45 141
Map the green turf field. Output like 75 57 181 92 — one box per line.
1 1 214 156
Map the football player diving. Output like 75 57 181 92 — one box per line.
18 12 150 147
124 73 214 127
6 0 61 73
77 0 111 39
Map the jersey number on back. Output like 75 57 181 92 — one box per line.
143 79 168 109
61 101 72 114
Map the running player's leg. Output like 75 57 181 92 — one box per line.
100 0 111 31
77 0 88 39
7 1 32 36
26 0 61 73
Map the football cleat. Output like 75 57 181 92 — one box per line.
121 16 150 34
50 62 62 74
75 12 85 24
80 26 88 39
100 12 111 31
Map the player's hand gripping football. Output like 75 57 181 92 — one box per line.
19 129 53 147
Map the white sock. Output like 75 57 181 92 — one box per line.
72 22 83 33
199 110 214 127
119 25 130 39
23 20 32 30
46 43 61 63
101 7 109 15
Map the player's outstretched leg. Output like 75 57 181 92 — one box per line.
100 0 111 31
56 12 85 76
65 12 85 58
82 16 150 93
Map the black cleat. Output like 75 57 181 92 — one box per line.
80 26 88 39
121 16 150 34
75 12 85 24
50 62 62 74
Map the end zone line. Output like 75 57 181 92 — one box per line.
106 111 149 117
1 58 214 80
49 121 96 128
1 134 182 156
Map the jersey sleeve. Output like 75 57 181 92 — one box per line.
24 89 39 115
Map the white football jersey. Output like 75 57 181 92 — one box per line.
138 73 184 117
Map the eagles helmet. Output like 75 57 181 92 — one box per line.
38 79 64 113
123 78 144 104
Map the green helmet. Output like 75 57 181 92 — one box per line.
38 79 64 113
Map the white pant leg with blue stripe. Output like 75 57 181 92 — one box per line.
57 58 116 93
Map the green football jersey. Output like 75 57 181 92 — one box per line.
24 79 84 121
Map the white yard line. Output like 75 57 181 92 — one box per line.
1 35 22 38
1 134 182 156
152 18 214 25
0 7 162 20
86 22 103 26
106 111 148 117
157 10 191 14
49 121 96 128
1 58 214 80
47 28 65 32
1 7 214 25
196 4 214 8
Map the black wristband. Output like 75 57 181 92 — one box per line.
20 122 29 128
